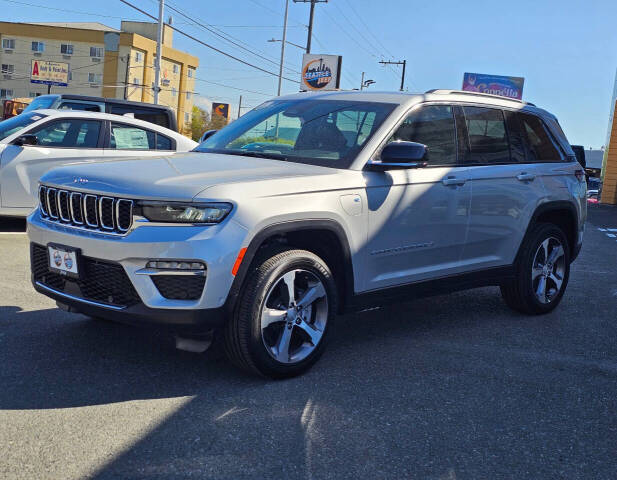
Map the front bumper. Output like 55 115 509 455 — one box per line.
32 280 226 332
27 209 248 327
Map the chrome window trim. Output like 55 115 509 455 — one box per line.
46 188 58 219
69 192 84 225
98 196 115 230
83 194 99 227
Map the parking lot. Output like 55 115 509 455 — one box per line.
0 204 616 479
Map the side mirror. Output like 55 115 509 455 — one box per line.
366 141 428 170
12 134 38 147
571 145 586 168
199 129 218 143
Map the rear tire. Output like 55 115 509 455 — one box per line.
223 247 337 379
501 223 570 315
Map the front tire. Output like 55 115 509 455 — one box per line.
501 223 570 315
223 247 337 379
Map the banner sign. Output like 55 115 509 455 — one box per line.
30 60 69 87
301 54 342 91
212 102 230 120
462 72 524 100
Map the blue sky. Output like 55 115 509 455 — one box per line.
2 0 616 147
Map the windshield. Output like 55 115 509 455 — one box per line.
22 95 57 113
0 112 47 141
195 99 397 168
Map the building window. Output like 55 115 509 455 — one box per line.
133 77 139 86
60 44 74 55
187 68 194 78
88 73 103 84
90 46 104 58
1 64 14 74
135 52 143 62
32 41 45 52
0 89 14 99
184 112 190 123
171 87 177 97
186 91 192 100
68 70 72 81
29 92 37 98
2 38 15 49
173 64 179 74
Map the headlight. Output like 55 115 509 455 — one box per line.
138 202 232 224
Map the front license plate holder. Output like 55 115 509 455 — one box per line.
47 243 81 279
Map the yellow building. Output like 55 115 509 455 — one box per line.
0 21 198 132
601 101 617 204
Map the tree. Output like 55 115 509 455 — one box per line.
186 105 209 141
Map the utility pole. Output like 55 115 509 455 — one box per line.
360 72 364 91
153 0 165 104
293 0 328 54
379 59 407 92
237 95 242 119
277 0 289 96
124 53 130 100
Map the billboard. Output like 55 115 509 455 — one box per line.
30 60 69 87
212 102 230 120
301 54 342 91
462 72 524 100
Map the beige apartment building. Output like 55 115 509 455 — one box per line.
0 21 198 132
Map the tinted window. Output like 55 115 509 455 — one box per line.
503 110 527 163
31 119 101 148
389 105 456 165
156 134 173 150
58 102 102 112
462 106 510 164
197 99 396 169
517 113 562 162
110 123 155 150
108 104 171 129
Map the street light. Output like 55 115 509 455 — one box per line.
268 38 307 52
360 72 376 90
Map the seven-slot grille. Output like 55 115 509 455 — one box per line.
38 185 133 234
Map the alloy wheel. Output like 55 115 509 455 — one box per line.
260 269 329 364
531 237 566 304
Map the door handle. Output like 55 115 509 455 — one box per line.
517 172 536 182
442 176 466 186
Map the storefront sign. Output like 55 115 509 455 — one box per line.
301 54 342 91
462 72 524 100
31 60 69 87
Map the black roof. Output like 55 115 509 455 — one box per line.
38 94 174 113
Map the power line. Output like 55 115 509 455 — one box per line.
0 0 140 20
118 0 300 85
163 0 301 75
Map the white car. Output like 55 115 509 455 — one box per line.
0 110 197 217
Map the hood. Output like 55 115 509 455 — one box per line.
39 152 341 201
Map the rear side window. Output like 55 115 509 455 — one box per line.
517 113 562 162
503 111 527 163
110 123 155 150
390 105 457 165
156 134 173 150
462 106 510 164
58 102 101 112
108 104 171 129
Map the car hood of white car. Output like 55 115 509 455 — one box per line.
38 152 353 201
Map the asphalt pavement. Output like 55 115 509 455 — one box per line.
1 205 616 479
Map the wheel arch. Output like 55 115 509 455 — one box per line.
225 219 355 315
518 201 579 263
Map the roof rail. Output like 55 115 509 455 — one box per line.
425 89 535 106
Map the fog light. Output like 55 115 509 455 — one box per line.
147 260 205 270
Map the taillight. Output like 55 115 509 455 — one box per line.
575 169 585 182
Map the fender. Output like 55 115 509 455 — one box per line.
223 219 355 314
516 200 580 263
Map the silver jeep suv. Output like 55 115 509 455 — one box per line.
28 90 586 378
